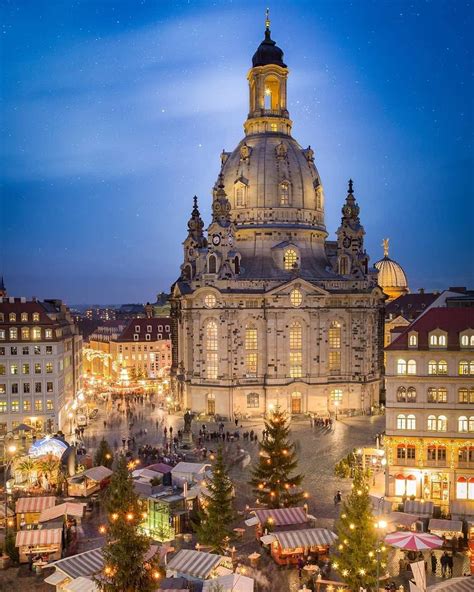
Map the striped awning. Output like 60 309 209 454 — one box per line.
404 500 434 517
16 528 62 547
167 549 224 579
274 528 337 551
16 496 56 514
428 519 463 534
39 502 86 523
51 547 104 579
428 576 474 591
253 507 308 527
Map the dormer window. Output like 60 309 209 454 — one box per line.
133 334 139 341
283 248 298 271
408 333 418 348
21 313 28 322
279 181 290 206
135 325 140 332
460 333 474 348
429 332 447 348
32 313 40 322
9 313 16 322
147 325 152 332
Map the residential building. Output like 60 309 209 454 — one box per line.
83 320 127 378
384 306 474 515
170 22 385 418
0 297 83 436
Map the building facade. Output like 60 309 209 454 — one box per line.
0 297 83 436
83 321 127 379
384 307 474 514
170 23 385 418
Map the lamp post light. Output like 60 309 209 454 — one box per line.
375 519 387 592
3 444 17 537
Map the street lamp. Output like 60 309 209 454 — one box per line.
375 519 387 592
3 444 17 537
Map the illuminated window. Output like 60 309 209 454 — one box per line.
35 399 43 412
23 383 30 393
21 313 28 322
270 122 277 132
280 181 290 206
470 416 474 432
437 415 447 431
10 328 18 340
204 294 217 309
397 386 407 402
409 334 417 346
46 362 53 374
329 322 341 349
45 329 53 339
47 382 53 393
23 399 31 411
406 414 416 430
206 393 215 415
0 364 4 376
35 363 41 374
407 387 417 402
459 361 469 375
407 360 417 375
9 313 16 322
235 183 246 208
289 321 302 378
395 475 416 497
459 416 468 432
329 351 341 372
32 327 41 340
397 445 416 460
11 400 19 412
0 401 6 413
290 289 303 308
245 325 258 377
33 313 40 322
21 327 30 340
0 384 4 394
10 363 18 375
206 320 218 380
458 388 474 403
437 360 447 374
284 249 298 271
428 387 447 403
397 414 406 429
331 389 343 402
427 415 437 431
247 393 259 408
397 359 407 375
46 399 53 411
461 335 469 347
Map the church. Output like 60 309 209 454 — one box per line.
170 19 386 419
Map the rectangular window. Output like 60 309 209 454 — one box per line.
10 363 18 375
247 393 259 408
23 399 31 411
35 345 42 355
45 346 52 354
35 382 42 393
46 399 53 411
35 363 41 374
0 384 5 394
0 330 5 340
45 329 53 339
21 312 28 322
35 399 43 411
11 383 18 394
329 351 341 371
23 383 30 393
32 327 41 340
22 363 30 374
46 382 53 393
0 401 6 413
10 328 18 340
22 346 29 355
33 313 40 322
21 327 30 340
10 346 17 355
11 400 19 412
0 364 5 376
0 347 4 355
289 352 302 378
246 353 258 377
46 362 53 374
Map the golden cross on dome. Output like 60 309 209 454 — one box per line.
382 238 389 257
265 7 270 30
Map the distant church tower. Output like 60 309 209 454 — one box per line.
170 15 385 418
0 277 6 298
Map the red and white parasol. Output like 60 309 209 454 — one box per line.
384 531 443 551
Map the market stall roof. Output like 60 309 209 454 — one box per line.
244 516 259 527
427 576 474 591
253 506 308 527
64 576 98 592
171 462 210 474
203 573 254 592
145 462 173 474
385 512 420 527
274 528 337 551
404 500 434 517
16 496 56 514
157 576 190 591
82 466 113 482
44 570 68 586
39 502 86 523
167 549 225 579
51 547 104 579
428 519 463 534
16 528 63 547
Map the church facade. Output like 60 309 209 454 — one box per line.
170 22 385 419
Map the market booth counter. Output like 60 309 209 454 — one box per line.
16 527 63 563
262 527 337 566
67 466 113 497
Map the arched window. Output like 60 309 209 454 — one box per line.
407 387 417 402
247 392 259 408
182 264 192 280
208 254 217 274
328 321 341 373
289 321 302 378
205 320 218 380
407 360 417 375
284 248 298 271
428 360 437 375
397 414 406 430
409 334 417 346
439 335 446 346
245 325 258 377
438 360 447 375
9 313 16 322
406 414 416 430
437 415 447 432
397 359 407 375
469 416 474 432
397 386 407 402
234 182 247 208
459 416 468 432
427 415 437 431
280 181 290 206
461 335 469 346
459 361 469 375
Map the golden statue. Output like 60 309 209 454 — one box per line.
382 238 389 257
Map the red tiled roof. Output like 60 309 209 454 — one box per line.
117 317 171 342
0 300 55 325
386 308 474 351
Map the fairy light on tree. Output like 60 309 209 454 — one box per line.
249 406 304 508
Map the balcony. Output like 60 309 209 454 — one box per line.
426 459 447 468
395 458 417 467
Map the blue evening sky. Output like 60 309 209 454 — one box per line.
1 0 472 304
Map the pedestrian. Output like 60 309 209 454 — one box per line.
169 426 173 437
447 554 453 577
297 556 304 579
164 426 168 438
440 551 448 577
235 418 239 427
430 551 437 574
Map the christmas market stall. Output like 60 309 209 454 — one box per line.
15 527 63 563
15 495 56 529
39 501 86 526
43 546 104 589
263 527 337 566
166 549 233 581
384 511 420 532
246 506 310 539
67 465 113 497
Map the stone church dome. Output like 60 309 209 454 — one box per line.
374 239 408 301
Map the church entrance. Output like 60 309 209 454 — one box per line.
207 393 215 415
291 392 302 414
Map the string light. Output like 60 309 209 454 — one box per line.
99 525 106 534
111 513 118 521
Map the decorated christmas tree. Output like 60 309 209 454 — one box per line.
194 446 236 553
96 455 162 592
249 406 305 508
94 438 113 468
332 468 387 591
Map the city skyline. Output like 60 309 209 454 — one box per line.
1 0 472 304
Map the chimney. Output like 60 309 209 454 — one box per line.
418 288 424 294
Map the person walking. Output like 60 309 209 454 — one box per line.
447 554 453 577
440 551 448 577
430 551 437 575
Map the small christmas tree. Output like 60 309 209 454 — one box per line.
194 446 236 553
249 407 304 508
96 455 163 592
332 468 386 591
94 438 113 468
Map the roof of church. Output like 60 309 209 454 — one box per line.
252 28 286 68
385 292 438 321
386 307 474 351
374 256 408 289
